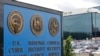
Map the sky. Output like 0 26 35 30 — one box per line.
17 0 100 12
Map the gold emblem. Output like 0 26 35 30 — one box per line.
8 11 23 34
49 17 59 36
31 15 43 36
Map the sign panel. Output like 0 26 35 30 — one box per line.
4 4 62 56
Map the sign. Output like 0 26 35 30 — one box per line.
3 0 62 56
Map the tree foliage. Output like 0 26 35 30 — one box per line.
64 35 76 56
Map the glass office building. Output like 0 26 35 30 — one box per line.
94 6 100 10
63 8 100 40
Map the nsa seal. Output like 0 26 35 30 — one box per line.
31 15 43 36
8 11 23 34
49 17 59 36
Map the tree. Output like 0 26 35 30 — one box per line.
64 35 76 56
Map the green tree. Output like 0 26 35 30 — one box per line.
64 35 75 56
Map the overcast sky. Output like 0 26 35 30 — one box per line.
17 0 100 12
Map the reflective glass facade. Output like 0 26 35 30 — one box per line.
63 13 100 40
93 13 100 37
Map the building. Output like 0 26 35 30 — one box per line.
94 6 100 10
63 8 100 40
